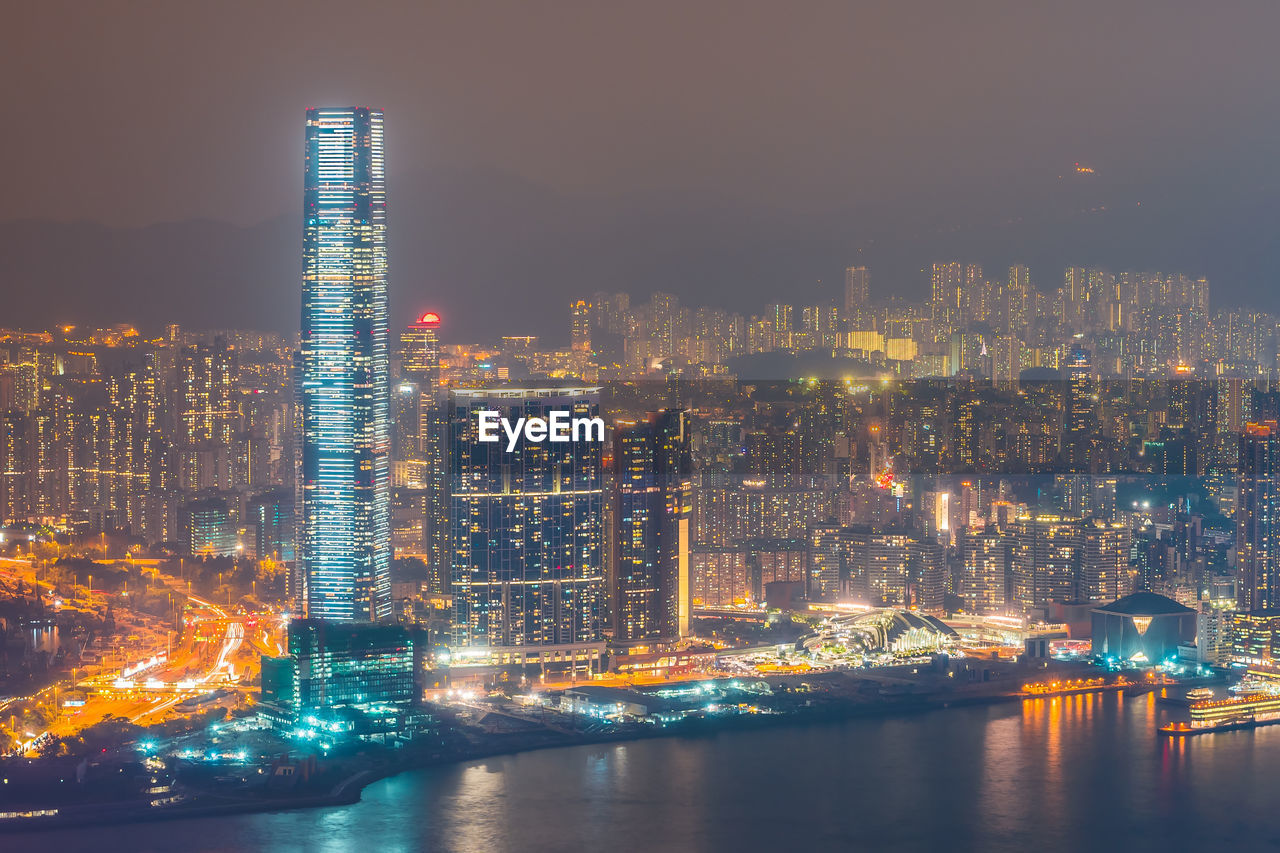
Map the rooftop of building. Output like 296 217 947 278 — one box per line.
561 685 682 714
1093 591 1194 616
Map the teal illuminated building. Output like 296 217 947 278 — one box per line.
299 107 392 622
261 620 423 743
263 108 424 743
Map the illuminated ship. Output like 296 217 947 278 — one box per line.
1159 692 1280 736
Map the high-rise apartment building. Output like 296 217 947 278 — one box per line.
609 410 693 646
1238 421 1280 612
299 107 392 622
843 266 869 313
399 310 447 585
448 385 606 672
1011 515 1081 608
960 530 1008 613
1079 519 1133 602
1063 346 1095 472
401 312 441 387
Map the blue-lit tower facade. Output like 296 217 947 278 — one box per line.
300 107 392 622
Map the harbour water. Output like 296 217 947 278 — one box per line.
14 690 1280 852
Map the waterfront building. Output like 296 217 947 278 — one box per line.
298 107 392 622
909 538 947 616
802 608 959 656
1192 604 1230 666
261 619 421 742
259 108 419 742
448 385 606 673
1230 610 1280 666
1090 591 1195 665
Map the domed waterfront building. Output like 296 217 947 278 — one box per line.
1090 591 1195 665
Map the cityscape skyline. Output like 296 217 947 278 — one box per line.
7 4 1280 847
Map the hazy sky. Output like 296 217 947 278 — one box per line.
5 1 1280 338
7 0 1280 227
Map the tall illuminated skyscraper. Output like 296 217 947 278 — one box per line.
448 385 606 674
299 107 392 622
400 311 448 590
1063 346 1095 472
610 410 693 646
1238 421 1280 612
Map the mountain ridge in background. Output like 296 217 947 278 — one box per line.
2 166 1276 343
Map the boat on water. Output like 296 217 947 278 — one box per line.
1159 692 1280 736
1185 687 1215 700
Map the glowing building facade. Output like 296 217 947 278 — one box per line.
299 107 392 622
1238 421 1280 612
448 386 605 671
610 411 693 646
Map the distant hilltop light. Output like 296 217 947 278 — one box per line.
416 311 442 326
1074 162 1095 174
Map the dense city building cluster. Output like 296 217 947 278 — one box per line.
562 263 1267 381
7 109 1280 709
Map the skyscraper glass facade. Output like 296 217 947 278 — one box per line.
1238 421 1279 612
449 387 604 659
300 107 391 621
610 410 692 645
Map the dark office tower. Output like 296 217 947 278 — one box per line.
610 410 693 647
1237 422 1280 612
248 487 295 563
843 266 869 313
1063 346 1095 472
392 380 422 464
449 386 606 674
299 107 391 622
